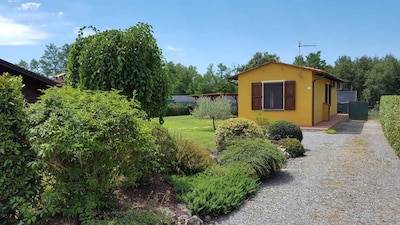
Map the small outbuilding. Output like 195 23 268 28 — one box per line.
229 61 344 126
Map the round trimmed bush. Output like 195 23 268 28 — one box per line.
173 136 214 175
219 138 286 179
266 120 303 142
215 118 264 152
279 138 305 157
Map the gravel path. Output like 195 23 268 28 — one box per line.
216 120 400 225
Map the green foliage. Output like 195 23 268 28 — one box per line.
166 162 258 217
39 43 71 77
266 120 303 142
325 129 337 134
363 55 400 105
173 136 214 175
28 86 158 221
192 96 232 130
220 138 286 179
279 138 305 158
253 110 272 131
67 23 169 119
165 103 192 116
380 95 400 156
0 73 42 224
237 51 280 72
150 123 178 174
93 210 173 225
215 118 264 152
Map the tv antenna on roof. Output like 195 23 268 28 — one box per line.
297 41 316 77
298 40 316 60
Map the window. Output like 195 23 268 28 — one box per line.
252 81 295 110
325 83 331 104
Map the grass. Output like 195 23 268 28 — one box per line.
368 110 380 120
155 115 217 149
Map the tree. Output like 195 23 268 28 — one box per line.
16 59 42 74
164 61 201 95
237 52 280 72
192 96 232 130
67 23 169 119
363 55 400 105
293 55 306 66
305 51 327 70
40 43 71 77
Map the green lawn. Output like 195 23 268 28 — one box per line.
155 115 217 149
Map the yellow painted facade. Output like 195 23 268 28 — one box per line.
234 62 340 126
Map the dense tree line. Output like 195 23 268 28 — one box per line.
18 37 399 107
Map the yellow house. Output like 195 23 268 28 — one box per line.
229 61 344 126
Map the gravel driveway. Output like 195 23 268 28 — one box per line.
216 120 400 225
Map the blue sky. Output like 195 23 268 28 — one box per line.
1 0 399 74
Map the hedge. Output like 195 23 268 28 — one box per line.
380 95 400 156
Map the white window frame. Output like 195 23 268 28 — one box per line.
262 80 285 110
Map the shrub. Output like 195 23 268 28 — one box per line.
150 123 178 175
266 120 303 142
215 118 264 152
173 136 214 175
0 74 42 224
166 162 258 217
279 138 305 158
165 103 192 116
219 138 286 179
28 86 158 221
380 95 400 156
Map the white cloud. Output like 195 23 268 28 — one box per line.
18 2 41 11
166 45 180 51
0 16 48 45
57 11 64 16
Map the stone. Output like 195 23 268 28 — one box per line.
185 215 203 225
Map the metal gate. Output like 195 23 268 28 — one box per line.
348 101 368 120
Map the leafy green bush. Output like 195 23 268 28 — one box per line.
166 162 258 217
150 122 178 174
219 138 286 179
215 118 264 152
165 103 192 116
28 86 158 221
279 138 305 158
173 136 214 175
380 95 400 156
266 120 303 142
93 210 173 225
0 74 42 224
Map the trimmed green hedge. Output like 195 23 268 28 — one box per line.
380 95 400 156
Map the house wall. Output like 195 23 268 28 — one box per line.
237 63 314 126
312 75 338 125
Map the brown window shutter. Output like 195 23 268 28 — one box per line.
285 81 296 110
251 82 262 110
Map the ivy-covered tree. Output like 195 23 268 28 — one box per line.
67 23 169 119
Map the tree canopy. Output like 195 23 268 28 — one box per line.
66 23 169 119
